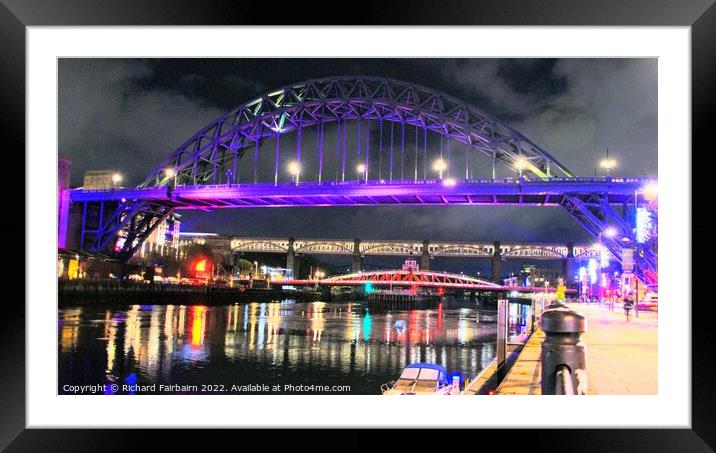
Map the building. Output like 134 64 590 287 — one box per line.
519 265 564 288
135 214 182 260
82 170 122 190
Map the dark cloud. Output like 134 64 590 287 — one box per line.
59 59 224 185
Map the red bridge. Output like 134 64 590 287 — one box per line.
276 270 574 294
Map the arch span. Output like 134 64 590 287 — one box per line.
141 76 573 187
322 270 503 288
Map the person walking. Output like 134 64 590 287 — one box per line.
623 294 634 322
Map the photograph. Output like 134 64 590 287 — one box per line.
56 57 659 397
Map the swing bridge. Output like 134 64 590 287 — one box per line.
59 76 657 284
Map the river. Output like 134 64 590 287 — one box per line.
58 299 531 395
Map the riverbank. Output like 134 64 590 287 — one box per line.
58 278 322 306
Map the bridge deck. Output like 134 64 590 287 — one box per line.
70 178 652 208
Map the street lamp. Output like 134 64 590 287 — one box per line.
288 161 300 184
642 182 658 202
164 168 177 187
111 173 123 186
356 163 367 183
596 227 619 285
254 261 259 277
433 158 447 179
602 226 618 239
599 149 617 176
514 157 528 178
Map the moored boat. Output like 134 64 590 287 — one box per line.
381 363 459 395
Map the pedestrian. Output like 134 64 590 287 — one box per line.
623 294 634 321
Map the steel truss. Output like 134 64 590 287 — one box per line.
79 199 174 260
561 193 657 285
140 76 573 187
228 237 600 260
322 270 502 288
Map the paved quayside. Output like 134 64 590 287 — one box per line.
496 302 658 395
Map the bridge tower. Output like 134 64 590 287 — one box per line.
58 155 72 249
491 241 503 284
286 237 297 278
563 242 576 288
421 240 430 271
352 238 363 273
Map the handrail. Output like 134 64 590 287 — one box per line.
72 176 656 194
555 365 575 395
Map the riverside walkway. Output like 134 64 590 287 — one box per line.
495 302 658 395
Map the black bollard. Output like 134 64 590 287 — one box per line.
540 306 587 395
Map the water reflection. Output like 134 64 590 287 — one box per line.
58 300 531 394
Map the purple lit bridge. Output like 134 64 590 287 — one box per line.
60 76 657 284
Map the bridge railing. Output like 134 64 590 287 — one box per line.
75 176 654 193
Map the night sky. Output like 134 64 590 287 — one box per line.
58 58 657 272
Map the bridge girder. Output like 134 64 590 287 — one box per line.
140 76 573 188
227 237 600 260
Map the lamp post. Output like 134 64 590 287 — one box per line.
599 149 617 176
165 168 177 188
288 161 300 185
356 163 367 183
514 157 528 179
433 158 447 180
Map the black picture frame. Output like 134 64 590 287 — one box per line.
2 0 712 450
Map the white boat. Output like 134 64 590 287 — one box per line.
381 363 457 395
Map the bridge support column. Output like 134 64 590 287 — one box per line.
352 238 362 273
491 241 502 284
421 240 430 271
287 237 296 278
563 242 576 288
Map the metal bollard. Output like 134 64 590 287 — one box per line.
540 306 587 395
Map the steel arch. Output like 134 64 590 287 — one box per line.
322 270 502 288
140 76 573 187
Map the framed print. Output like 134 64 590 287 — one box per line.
3 0 714 449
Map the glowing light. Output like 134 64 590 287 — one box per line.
356 163 366 173
636 207 653 243
443 177 457 186
432 158 447 172
602 226 618 239
111 173 122 184
599 158 617 170
588 259 598 284
194 259 207 273
642 182 658 201
514 157 528 170
600 247 611 268
579 266 587 282
364 282 374 294
164 167 176 178
288 161 301 176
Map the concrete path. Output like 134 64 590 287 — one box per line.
568 302 658 395
495 302 658 395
